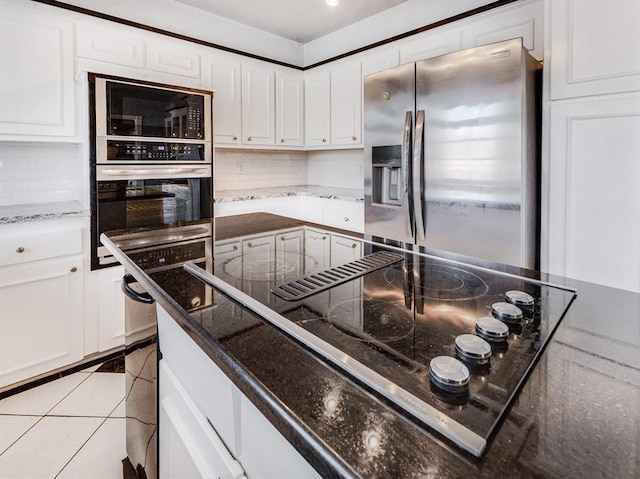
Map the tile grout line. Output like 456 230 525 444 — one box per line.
52 415 110 479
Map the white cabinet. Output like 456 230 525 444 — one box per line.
76 24 145 69
159 360 246 479
546 94 640 293
548 0 640 99
399 28 462 65
241 63 275 145
146 37 201 80
207 55 243 145
0 223 84 389
330 235 363 268
304 228 330 274
242 233 276 304
275 70 304 147
330 61 362 146
321 199 364 233
275 229 305 281
461 0 543 59
97 265 126 352
361 48 400 77
304 60 362 148
0 2 75 139
304 69 331 147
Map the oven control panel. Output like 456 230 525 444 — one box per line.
128 241 207 270
106 141 205 161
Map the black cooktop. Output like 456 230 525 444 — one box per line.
187 231 576 457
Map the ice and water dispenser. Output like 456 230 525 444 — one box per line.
371 145 402 206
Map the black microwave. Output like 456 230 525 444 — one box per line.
90 74 213 164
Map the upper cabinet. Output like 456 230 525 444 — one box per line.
399 29 462 65
0 2 75 140
206 54 242 145
304 68 331 147
241 63 276 145
548 0 640 99
304 60 362 149
275 70 304 147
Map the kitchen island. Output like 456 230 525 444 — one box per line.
101 213 639 479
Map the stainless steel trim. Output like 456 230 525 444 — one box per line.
184 262 488 457
96 164 211 181
413 110 426 241
402 111 413 238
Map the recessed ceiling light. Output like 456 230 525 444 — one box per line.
326 0 339 6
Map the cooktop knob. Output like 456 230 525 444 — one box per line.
454 334 492 364
505 290 535 309
492 302 523 322
429 356 470 391
475 316 510 342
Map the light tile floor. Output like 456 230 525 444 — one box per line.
0 362 126 479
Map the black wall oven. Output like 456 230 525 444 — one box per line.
88 74 214 270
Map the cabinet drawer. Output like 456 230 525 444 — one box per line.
0 227 81 266
322 201 364 233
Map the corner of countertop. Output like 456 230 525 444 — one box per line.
0 200 89 225
214 185 364 203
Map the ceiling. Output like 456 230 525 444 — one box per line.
174 0 410 43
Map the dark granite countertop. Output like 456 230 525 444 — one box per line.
101 213 640 479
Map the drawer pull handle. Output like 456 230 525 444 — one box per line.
233 135 238 141
344 217 349 222
322 138 327 143
70 267 77 273
247 137 252 141
352 136 357 141
16 246 25 253
352 243 357 249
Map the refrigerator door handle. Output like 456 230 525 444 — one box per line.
402 111 414 238
413 110 426 241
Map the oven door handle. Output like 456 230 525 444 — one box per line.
121 273 155 304
100 167 210 178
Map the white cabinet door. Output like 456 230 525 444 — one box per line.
461 0 543 60
304 228 330 274
208 55 242 145
146 38 201 80
304 69 331 147
330 61 362 146
97 265 126 352
548 0 640 99
275 70 304 147
399 28 462 65
0 256 84 388
322 200 364 233
546 94 640 292
275 229 304 282
241 63 275 145
0 4 74 138
76 24 145 69
330 235 363 268
242 234 276 303
361 48 400 77
159 360 246 479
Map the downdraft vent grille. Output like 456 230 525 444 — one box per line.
272 251 403 301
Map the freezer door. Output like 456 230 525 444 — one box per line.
364 62 416 242
415 38 538 268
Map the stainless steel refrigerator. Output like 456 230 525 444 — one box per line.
364 38 540 269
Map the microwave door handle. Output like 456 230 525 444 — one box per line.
413 110 426 242
402 111 414 239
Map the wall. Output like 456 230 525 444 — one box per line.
306 150 364 191
0 143 85 207
214 149 307 192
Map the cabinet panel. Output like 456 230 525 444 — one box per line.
330 62 362 146
241 64 275 145
76 24 144 68
547 95 640 292
399 28 462 64
0 227 81 266
304 228 330 274
208 56 242 145
0 7 74 137
361 49 400 77
549 0 640 99
304 69 331 147
461 0 543 60
0 256 83 388
276 70 304 146
146 39 201 79
97 265 126 352
330 235 363 268
275 229 304 282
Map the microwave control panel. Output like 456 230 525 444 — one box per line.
106 141 205 161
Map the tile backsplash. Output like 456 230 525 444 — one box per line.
0 143 86 207
307 149 364 191
215 149 307 191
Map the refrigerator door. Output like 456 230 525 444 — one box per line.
364 63 416 242
415 38 538 268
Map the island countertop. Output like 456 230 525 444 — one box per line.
101 213 640 479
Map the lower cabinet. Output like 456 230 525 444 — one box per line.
0 255 84 389
97 265 126 352
157 304 321 479
159 360 246 479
